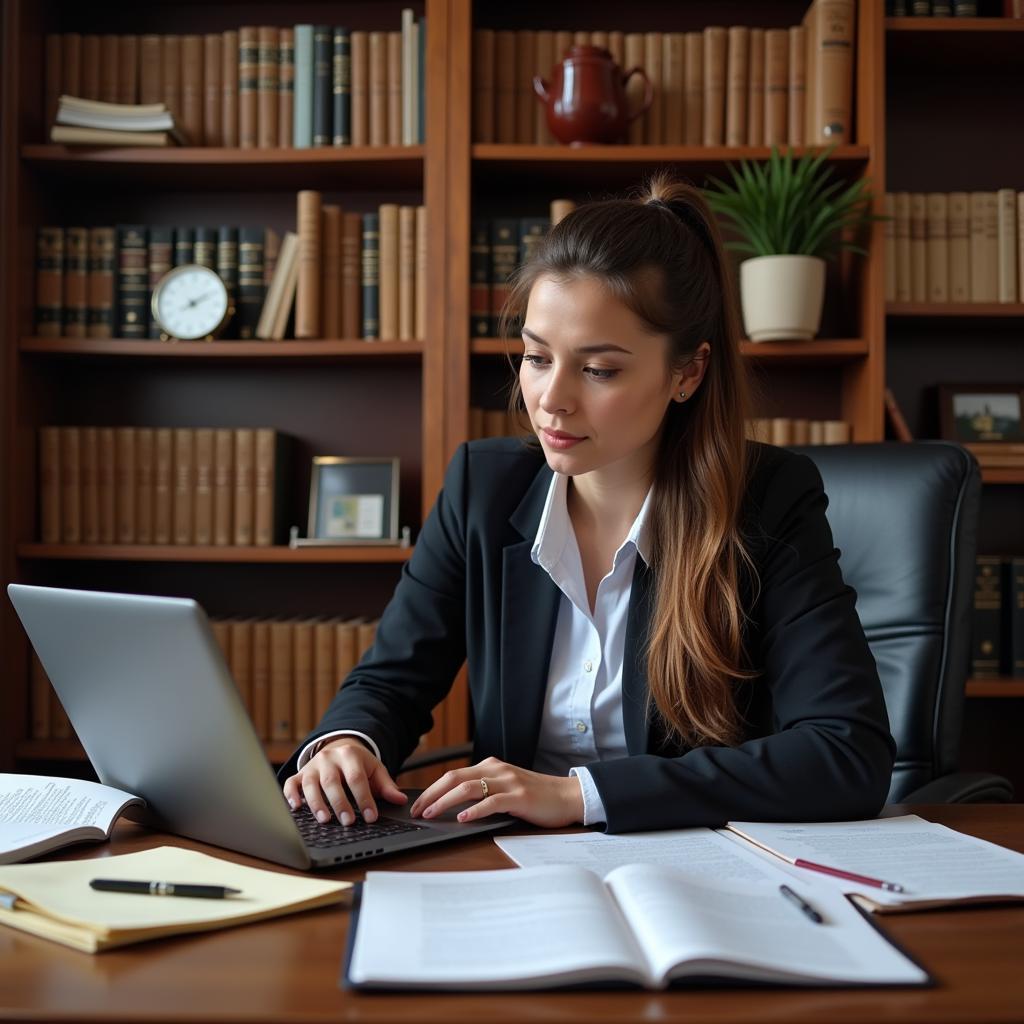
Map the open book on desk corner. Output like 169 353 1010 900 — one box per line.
343 864 930 991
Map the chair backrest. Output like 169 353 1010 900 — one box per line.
792 442 980 803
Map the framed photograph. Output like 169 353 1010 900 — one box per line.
305 457 400 544
938 384 1024 444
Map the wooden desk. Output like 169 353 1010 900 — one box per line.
1 805 1023 1023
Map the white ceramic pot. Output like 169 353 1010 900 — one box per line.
739 254 826 342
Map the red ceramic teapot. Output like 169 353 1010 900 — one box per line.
533 45 653 146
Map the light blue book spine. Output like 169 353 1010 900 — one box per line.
293 24 314 148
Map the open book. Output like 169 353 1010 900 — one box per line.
344 865 929 990
0 845 351 953
0 774 144 864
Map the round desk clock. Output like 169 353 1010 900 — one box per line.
150 263 233 341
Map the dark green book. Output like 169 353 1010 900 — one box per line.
332 27 351 146
116 224 148 339
193 227 217 270
972 556 1002 679
361 212 379 339
313 25 332 146
1006 558 1024 679
490 218 519 337
173 226 194 267
237 227 265 340
216 226 239 337
470 220 491 338
147 227 174 339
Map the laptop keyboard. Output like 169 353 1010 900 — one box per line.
291 806 428 849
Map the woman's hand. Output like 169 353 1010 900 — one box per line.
282 737 406 825
409 757 585 828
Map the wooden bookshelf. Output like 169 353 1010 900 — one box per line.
887 303 1024 319
16 544 412 564
966 680 1024 699
980 468 1024 485
15 738 300 764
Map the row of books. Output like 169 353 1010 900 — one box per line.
973 556 1024 679
886 2 1013 14
884 191 1024 305
44 14 425 148
38 427 290 548
473 0 855 147
35 200 428 342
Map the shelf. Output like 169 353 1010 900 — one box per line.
20 337 425 363
16 544 412 563
472 338 869 363
886 17 1024 69
981 468 1024 485
966 679 1024 698
887 303 1024 320
20 145 425 191
15 738 297 763
471 144 870 189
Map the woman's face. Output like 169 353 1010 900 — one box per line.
520 274 687 482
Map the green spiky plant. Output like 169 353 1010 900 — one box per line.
704 146 882 261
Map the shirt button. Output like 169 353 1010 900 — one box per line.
583 660 593 672
576 721 588 733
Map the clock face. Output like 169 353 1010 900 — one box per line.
152 264 230 340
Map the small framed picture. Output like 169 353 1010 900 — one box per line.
306 457 400 543
938 384 1024 443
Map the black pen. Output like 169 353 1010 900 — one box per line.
89 879 241 899
779 884 824 924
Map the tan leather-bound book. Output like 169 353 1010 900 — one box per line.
350 31 369 146
473 30 495 143
254 428 284 547
398 205 416 341
368 31 387 146
99 35 119 104
210 620 231 666
180 35 204 146
118 35 138 105
278 26 294 148
550 198 575 225
515 30 536 145
139 35 162 106
63 227 88 339
203 34 222 148
661 33 684 145
80 427 99 544
683 32 703 145
823 420 851 445
321 204 342 338
623 34 645 145
233 429 255 546
724 27 748 147
63 34 83 101
269 620 294 742
264 227 280 286
39 427 61 544
495 31 517 144
257 26 279 149
86 227 114 339
193 428 215 546
153 428 173 545
296 190 322 339
238 27 258 149
802 4 816 147
134 427 153 545
212 428 234 546
97 427 116 544
996 188 1018 303
30 652 51 740
764 30 788 146
58 428 80 545
35 227 63 339
114 427 135 545
342 212 362 339
926 193 950 304
968 192 996 303
747 28 764 147
45 35 62 129
378 203 399 340
703 27 727 147
554 31 572 65
884 193 897 304
269 234 301 340
387 31 402 147
255 230 297 339
788 25 806 146
172 428 194 546
333 618 360 690
401 11 415 146
770 418 792 447
161 36 182 129
895 192 912 303
910 193 927 303
313 620 337 722
222 30 239 148
292 619 316 740
642 32 662 145
808 420 824 445
534 31 554 144
230 619 254 718
81 35 100 101
791 419 810 446
250 620 271 739
813 0 854 145
357 620 379 658
415 205 427 341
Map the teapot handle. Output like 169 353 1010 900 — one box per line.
621 67 654 123
532 75 551 104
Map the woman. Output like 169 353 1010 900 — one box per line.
281 174 895 834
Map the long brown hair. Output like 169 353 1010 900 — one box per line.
500 173 757 748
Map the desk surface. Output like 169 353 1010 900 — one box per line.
1 804 1023 1024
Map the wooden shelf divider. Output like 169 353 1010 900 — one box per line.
966 680 1024 698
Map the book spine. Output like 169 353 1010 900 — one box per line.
230 620 254 718
251 621 271 739
216 226 239 335
135 427 153 544
1009 557 1024 678
117 225 149 339
334 620 358 694
292 620 315 739
533 31 553 144
62 32 83 98
238 27 258 149
253 428 279 547
193 428 214 545
470 220 491 338
350 31 368 146
45 35 62 131
115 427 135 544
203 33 223 147
296 190 323 339
764 30 789 146
147 227 174 338
361 212 380 339
35 227 64 338
193 227 217 270
99 35 119 104
884 193 896 303
269 620 294 741
233 429 255 545
622 33 644 145
173 428 194 545
746 28 764 147
174 226 194 267
894 192 912 303
321 204 342 338
702 26 727 147
378 203 399 340
490 219 519 337
518 217 549 266
97 427 116 543
293 25 314 148
516 30 537 144
788 26 806 146
814 0 854 143
472 30 494 144
972 556 1002 678
257 26 280 149
314 620 337 721
213 428 234 546
153 428 173 545
341 212 362 338
387 30 402 147
494 31 516 144
996 188 1018 303
398 205 416 341
415 204 427 341
162 36 182 129
926 192 949 303
39 427 61 543
81 34 100 101
80 426 100 544
333 27 351 146
118 34 139 105
909 194 927 303
313 25 333 146
278 27 295 149
948 192 970 303
62 227 89 339
222 30 239 148
368 31 387 146
181 34 204 145
725 26 749 147
237 227 265 339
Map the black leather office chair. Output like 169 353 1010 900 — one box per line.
793 441 1013 803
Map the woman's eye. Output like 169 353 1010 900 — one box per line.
521 353 546 367
585 367 619 380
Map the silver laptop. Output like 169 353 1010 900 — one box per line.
8 584 512 870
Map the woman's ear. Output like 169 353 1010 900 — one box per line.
672 342 711 402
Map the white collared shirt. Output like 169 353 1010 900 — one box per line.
299 470 651 828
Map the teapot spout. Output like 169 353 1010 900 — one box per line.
532 75 550 103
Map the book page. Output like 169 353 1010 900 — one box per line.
0 774 142 864
349 866 649 989
725 816 1024 905
495 828 796 883
605 864 928 986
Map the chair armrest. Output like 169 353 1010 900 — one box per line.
900 772 1015 804
398 742 473 776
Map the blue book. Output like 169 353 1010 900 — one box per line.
333 27 351 146
361 213 379 339
293 25 314 148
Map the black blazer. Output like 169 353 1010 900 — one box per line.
280 438 896 832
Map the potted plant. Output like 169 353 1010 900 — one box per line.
704 147 880 342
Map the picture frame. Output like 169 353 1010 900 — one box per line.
303 457 400 545
937 383 1024 444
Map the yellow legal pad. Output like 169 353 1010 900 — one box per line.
0 845 352 953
